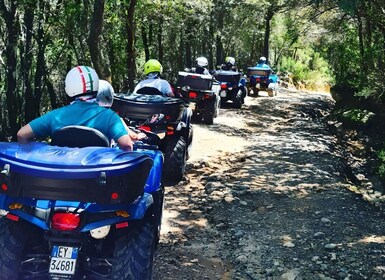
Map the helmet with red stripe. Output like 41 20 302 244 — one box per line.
65 66 99 97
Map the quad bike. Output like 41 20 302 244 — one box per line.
175 71 221 125
0 126 164 279
214 70 248 109
112 93 192 184
246 67 279 97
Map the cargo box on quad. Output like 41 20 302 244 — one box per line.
176 71 220 125
0 142 153 205
112 93 192 184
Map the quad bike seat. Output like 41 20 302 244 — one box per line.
136 86 164 96
51 125 110 148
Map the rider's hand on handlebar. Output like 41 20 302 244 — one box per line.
133 132 148 141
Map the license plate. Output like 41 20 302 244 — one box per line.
49 246 78 275
220 90 227 97
256 83 261 88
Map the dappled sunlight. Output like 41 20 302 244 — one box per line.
358 235 385 244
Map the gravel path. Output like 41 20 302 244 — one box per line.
153 90 385 280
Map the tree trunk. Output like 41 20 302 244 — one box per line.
33 10 47 119
0 2 20 140
142 26 150 61
23 2 36 123
157 16 163 62
263 6 274 62
125 0 137 91
88 0 105 76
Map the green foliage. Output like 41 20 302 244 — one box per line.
376 148 385 182
340 108 375 126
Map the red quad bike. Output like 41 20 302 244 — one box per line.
112 93 193 184
175 71 221 125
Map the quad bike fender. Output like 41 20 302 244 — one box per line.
178 107 192 131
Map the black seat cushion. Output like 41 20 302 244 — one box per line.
51 126 110 148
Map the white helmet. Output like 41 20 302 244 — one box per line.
97 80 114 107
225 56 236 66
195 56 208 68
259 56 267 64
65 66 99 97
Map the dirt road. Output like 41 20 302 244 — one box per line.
153 90 385 280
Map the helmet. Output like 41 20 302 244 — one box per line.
259 56 267 64
65 66 99 97
225 56 235 66
97 80 114 107
144 59 163 75
195 56 208 68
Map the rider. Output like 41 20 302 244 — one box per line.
96 79 115 107
17 66 142 151
256 56 271 70
97 79 146 141
133 59 174 97
220 56 237 71
189 56 210 75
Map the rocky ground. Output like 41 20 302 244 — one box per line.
153 89 385 280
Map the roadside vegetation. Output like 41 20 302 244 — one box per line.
1 0 385 178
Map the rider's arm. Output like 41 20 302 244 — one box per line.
120 118 146 141
17 124 36 144
116 134 134 151
162 80 175 97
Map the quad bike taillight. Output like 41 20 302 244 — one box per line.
220 83 227 89
189 91 197 98
52 213 80 231
139 125 152 132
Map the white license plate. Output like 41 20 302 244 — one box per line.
256 83 261 88
220 90 227 97
49 246 78 275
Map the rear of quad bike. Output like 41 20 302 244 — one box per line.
246 67 273 97
214 70 247 109
0 135 164 280
112 93 193 184
176 71 220 125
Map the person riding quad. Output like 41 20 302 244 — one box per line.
98 79 147 141
17 66 143 151
188 56 210 75
133 59 174 97
256 56 271 70
220 56 237 71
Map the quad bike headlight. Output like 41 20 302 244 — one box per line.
90 225 111 239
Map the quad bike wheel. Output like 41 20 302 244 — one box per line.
186 123 193 160
112 220 156 280
233 89 243 108
203 100 216 125
0 217 26 279
162 135 187 184
252 86 259 96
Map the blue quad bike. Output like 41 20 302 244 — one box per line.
0 127 163 280
213 70 248 109
0 93 190 279
175 71 221 125
112 92 193 184
246 67 279 97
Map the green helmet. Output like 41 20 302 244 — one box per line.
144 59 163 75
